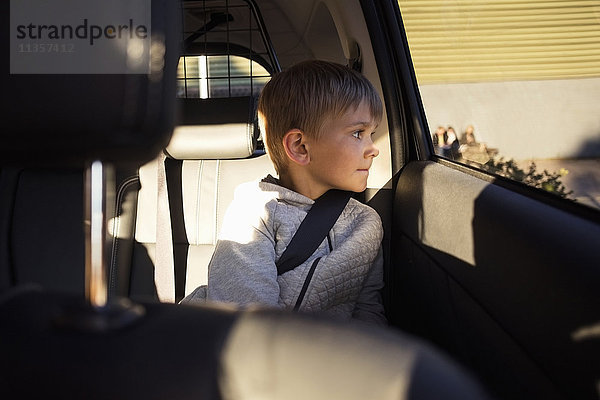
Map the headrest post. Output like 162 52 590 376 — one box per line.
84 160 113 309
55 160 145 331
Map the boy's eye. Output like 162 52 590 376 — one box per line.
352 131 362 139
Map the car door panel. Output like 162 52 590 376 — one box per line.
390 160 600 399
396 234 562 400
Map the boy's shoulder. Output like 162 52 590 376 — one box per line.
220 177 284 238
345 197 382 222
230 177 280 213
231 178 381 230
230 175 313 218
339 197 383 239
233 175 310 206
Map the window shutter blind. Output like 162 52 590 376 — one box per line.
398 0 600 83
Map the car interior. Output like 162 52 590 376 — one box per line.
2 0 599 399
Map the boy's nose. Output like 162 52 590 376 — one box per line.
366 140 379 158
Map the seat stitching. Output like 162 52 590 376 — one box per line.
214 160 221 245
195 161 203 246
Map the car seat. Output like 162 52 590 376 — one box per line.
109 96 275 303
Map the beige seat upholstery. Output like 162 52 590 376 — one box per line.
132 97 275 302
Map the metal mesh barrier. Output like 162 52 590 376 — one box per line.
178 0 279 98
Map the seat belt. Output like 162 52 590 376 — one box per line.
155 154 190 303
276 189 352 275
164 157 189 304
276 189 352 309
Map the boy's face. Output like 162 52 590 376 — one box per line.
304 101 379 194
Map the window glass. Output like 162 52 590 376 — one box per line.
176 55 271 98
399 0 600 210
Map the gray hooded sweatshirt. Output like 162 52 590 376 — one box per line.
183 175 386 325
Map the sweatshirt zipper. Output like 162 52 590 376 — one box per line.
294 257 321 311
293 233 332 311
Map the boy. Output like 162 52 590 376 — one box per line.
183 60 386 325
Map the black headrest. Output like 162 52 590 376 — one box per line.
1 0 180 167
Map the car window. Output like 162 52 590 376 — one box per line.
398 0 600 210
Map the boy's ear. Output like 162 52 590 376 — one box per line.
282 129 310 166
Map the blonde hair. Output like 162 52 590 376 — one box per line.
258 60 383 175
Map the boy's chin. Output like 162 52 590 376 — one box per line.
345 182 368 193
329 178 368 193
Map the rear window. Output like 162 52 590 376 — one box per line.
177 0 276 99
177 55 270 98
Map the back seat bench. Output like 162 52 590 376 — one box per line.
110 96 275 303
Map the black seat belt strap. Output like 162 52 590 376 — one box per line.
164 157 189 303
276 189 352 276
